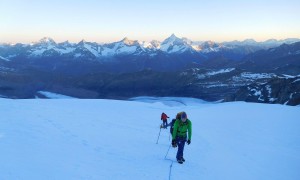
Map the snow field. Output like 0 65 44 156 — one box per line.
0 98 299 180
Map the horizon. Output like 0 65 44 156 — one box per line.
1 34 300 45
1 0 300 43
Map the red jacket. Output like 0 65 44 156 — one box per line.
161 113 169 121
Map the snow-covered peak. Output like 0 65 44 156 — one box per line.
139 40 161 49
264 39 277 44
150 40 161 49
241 39 257 45
37 37 56 45
201 41 219 48
160 34 194 53
191 41 220 53
191 45 202 51
282 38 300 44
139 41 152 49
78 39 88 46
58 41 73 47
168 33 177 39
223 39 258 46
182 37 193 45
75 40 100 57
1 42 18 46
29 37 58 56
161 34 181 45
243 39 256 43
120 37 139 46
100 38 143 56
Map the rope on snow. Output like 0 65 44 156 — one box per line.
156 123 174 180
156 124 162 144
164 144 174 180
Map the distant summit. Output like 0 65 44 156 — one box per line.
37 37 56 45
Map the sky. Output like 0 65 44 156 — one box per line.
1 0 300 43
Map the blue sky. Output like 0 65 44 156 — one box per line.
1 0 300 43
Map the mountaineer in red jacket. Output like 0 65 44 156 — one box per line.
161 112 169 129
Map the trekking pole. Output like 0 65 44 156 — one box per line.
156 124 162 144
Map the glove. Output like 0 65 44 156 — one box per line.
187 139 191 145
172 139 177 148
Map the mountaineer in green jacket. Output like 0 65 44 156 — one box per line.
171 111 192 164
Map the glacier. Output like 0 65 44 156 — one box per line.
0 98 299 180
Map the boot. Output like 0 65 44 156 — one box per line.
177 158 183 164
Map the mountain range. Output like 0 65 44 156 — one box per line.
1 34 299 61
0 34 300 105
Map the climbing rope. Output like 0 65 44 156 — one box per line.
156 124 162 144
164 143 172 159
164 144 174 180
156 124 174 180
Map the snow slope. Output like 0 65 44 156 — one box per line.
197 68 236 79
0 55 10 61
37 91 77 99
0 99 299 180
129 96 213 107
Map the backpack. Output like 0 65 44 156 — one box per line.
169 119 176 134
176 111 184 120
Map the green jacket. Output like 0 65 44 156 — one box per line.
172 119 192 140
